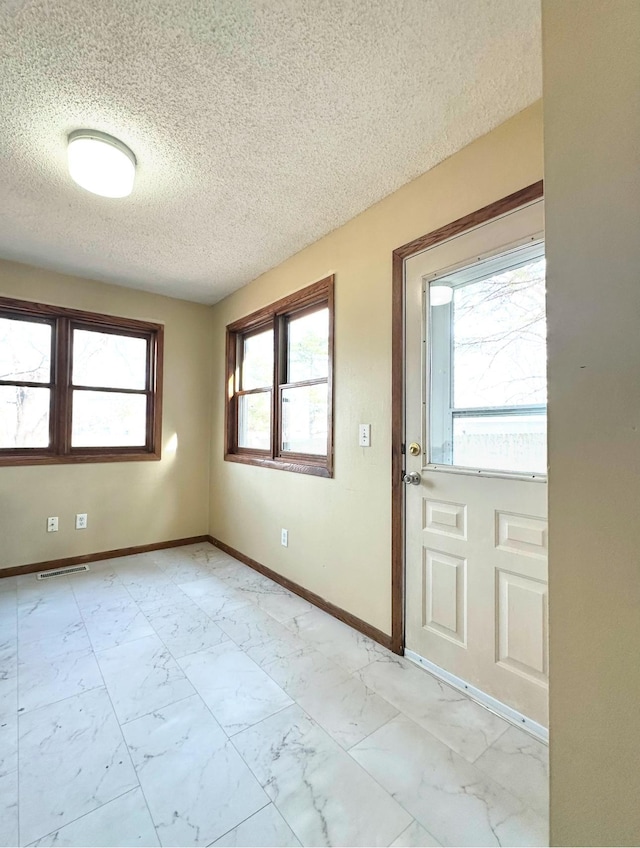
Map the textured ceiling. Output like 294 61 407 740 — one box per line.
0 0 541 304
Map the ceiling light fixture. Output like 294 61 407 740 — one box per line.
429 284 453 306
67 130 136 198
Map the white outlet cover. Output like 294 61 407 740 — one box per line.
281 529 288 547
75 513 88 530
359 424 371 447
47 517 58 532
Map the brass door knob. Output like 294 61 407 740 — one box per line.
408 442 421 456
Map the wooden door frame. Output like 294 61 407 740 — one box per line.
390 180 544 654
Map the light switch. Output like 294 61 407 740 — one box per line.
359 424 371 447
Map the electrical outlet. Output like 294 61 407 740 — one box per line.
359 423 371 447
75 513 88 530
47 516 58 533
281 528 288 547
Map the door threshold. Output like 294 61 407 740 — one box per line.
404 648 548 743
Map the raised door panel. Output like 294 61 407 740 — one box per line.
423 548 467 646
496 570 548 683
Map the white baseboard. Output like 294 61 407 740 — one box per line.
404 648 549 744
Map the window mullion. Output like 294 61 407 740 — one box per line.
46 315 57 453
272 316 282 460
53 316 72 455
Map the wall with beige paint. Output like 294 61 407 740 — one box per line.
209 102 543 634
0 260 213 569
543 1 640 844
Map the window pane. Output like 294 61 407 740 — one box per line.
73 329 147 390
287 308 329 383
242 329 273 390
281 384 328 455
452 414 547 474
0 385 50 448
451 257 546 408
0 317 51 383
238 392 271 450
429 246 547 473
71 391 147 447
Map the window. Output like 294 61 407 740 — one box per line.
428 242 546 475
225 276 334 477
0 297 163 465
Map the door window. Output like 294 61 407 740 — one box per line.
428 242 546 474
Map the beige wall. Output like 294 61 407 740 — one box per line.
544 2 640 844
0 260 213 569
209 102 543 634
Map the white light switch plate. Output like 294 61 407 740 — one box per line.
359 424 371 447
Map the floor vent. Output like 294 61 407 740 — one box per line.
36 564 90 580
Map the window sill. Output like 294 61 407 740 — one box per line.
0 451 161 467
424 463 546 482
225 451 332 478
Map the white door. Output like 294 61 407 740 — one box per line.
404 200 548 727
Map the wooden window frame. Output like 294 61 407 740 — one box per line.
0 296 164 466
225 275 334 478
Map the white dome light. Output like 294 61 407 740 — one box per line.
429 284 453 306
67 130 136 198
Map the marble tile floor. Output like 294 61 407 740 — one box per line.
0 543 549 847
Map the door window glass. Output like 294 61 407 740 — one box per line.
429 242 546 474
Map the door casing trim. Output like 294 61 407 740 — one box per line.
390 180 544 654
